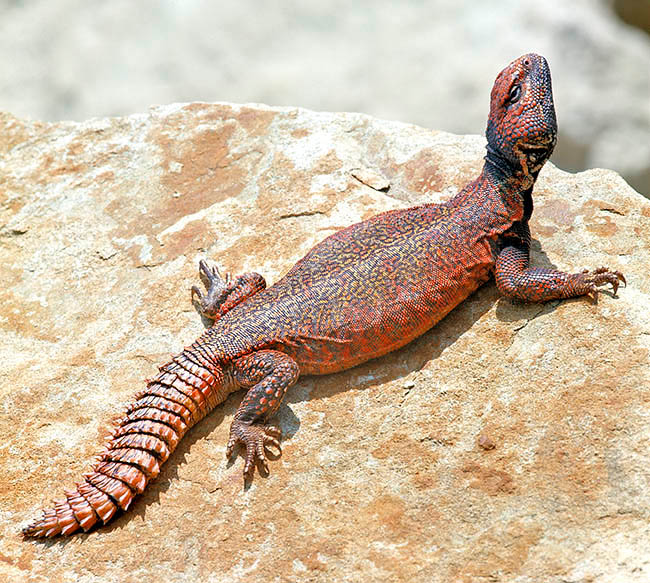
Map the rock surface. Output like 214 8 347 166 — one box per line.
0 0 649 196
1 103 649 583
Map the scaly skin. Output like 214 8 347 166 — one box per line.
23 53 624 538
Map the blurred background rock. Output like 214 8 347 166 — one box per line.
0 0 648 196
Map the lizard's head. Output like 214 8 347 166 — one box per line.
486 53 557 177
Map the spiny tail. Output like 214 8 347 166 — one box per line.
22 344 230 538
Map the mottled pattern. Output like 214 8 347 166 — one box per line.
22 53 624 538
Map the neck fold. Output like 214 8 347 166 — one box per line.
484 144 515 179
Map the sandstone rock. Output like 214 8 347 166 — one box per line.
1 103 648 582
1 0 649 196
613 0 650 35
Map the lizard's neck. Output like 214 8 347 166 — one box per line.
483 143 547 221
450 155 536 227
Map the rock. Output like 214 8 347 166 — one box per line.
613 0 650 35
0 0 649 196
350 167 391 192
1 103 649 582
477 434 497 451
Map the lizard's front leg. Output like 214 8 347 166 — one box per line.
191 259 266 322
495 245 625 302
227 350 300 479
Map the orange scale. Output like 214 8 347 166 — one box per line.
116 420 180 450
87 472 134 511
66 491 97 531
110 433 171 462
78 481 118 523
104 447 161 479
126 407 187 434
96 461 147 494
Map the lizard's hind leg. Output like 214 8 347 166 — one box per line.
227 350 300 480
191 259 266 321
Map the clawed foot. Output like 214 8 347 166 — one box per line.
191 260 231 320
226 420 282 480
580 267 626 302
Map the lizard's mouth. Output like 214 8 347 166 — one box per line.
518 137 555 161
519 135 555 152
521 145 546 163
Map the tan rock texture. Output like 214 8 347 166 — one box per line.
2 0 650 196
1 103 648 582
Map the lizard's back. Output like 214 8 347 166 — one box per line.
211 195 498 374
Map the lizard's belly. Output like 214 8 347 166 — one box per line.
281 256 493 375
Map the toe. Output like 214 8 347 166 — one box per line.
586 284 599 304
265 425 282 439
256 441 269 474
191 285 203 301
263 434 282 455
227 421 283 479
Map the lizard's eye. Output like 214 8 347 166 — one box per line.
507 84 521 105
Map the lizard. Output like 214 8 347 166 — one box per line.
22 53 624 538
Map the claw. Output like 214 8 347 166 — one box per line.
190 284 203 302
197 261 225 290
581 267 626 299
198 260 230 288
263 431 282 456
191 260 231 319
585 284 599 304
611 270 626 289
226 420 283 480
